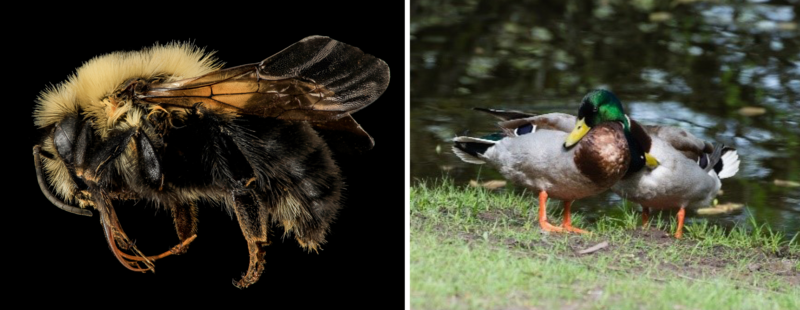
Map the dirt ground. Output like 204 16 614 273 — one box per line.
452 209 800 290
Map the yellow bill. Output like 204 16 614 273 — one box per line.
645 152 659 168
564 118 590 148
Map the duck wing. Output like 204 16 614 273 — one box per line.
643 124 739 178
643 124 712 161
497 113 577 137
473 108 535 120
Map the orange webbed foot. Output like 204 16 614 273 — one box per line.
560 200 590 234
538 191 564 233
562 224 589 234
539 220 566 233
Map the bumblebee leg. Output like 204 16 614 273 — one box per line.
169 201 198 255
92 188 154 272
116 235 197 261
106 199 197 261
91 187 197 272
231 191 269 289
80 129 190 263
101 219 152 272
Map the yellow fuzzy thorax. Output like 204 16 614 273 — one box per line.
33 42 223 133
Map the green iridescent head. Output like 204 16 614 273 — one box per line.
564 89 630 147
579 89 629 130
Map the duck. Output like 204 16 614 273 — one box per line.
452 90 652 233
613 124 739 238
564 90 741 238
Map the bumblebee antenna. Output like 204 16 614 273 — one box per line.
32 145 93 217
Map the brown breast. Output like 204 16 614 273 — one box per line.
573 122 631 188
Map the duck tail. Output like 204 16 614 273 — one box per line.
716 146 740 179
452 136 496 164
473 107 535 120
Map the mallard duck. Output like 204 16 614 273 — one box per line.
615 124 739 238
452 90 647 233
566 91 740 238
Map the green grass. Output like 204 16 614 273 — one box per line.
411 179 800 310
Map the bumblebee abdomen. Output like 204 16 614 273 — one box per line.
243 116 343 247
153 105 342 248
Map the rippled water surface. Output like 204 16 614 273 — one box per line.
411 0 800 238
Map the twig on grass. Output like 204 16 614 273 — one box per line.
577 241 609 255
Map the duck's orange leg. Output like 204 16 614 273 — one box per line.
674 206 686 239
642 206 650 227
538 191 564 233
561 200 589 234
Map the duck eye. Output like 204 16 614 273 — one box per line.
578 102 594 118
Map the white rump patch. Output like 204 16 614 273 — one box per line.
717 149 740 179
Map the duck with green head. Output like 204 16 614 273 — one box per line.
453 90 650 233
564 89 659 175
566 90 740 238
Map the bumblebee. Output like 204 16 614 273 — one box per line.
32 36 389 288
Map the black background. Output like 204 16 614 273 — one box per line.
13 3 404 306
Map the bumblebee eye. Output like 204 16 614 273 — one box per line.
53 115 80 164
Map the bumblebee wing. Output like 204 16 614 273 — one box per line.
313 114 375 154
139 36 390 122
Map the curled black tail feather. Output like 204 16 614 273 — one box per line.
699 143 739 179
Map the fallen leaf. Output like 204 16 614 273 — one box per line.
649 12 672 22
469 180 507 190
697 203 744 215
774 179 800 187
738 106 766 116
577 241 609 255
778 22 797 31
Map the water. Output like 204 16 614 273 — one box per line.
410 0 800 238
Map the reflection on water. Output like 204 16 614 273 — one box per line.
411 0 800 238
